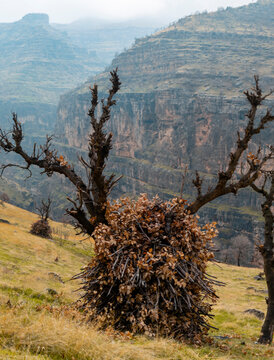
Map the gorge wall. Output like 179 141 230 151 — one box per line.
55 2 274 259
55 86 268 261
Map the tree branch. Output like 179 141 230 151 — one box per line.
0 69 121 236
187 76 273 214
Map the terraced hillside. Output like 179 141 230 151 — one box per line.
0 13 103 133
0 202 272 359
0 13 157 132
54 1 273 255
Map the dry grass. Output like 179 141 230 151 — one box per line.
0 202 273 359
0 308 203 360
0 202 92 302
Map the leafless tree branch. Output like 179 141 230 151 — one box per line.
0 69 121 236
35 197 52 221
187 76 274 214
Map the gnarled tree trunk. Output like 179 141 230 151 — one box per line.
257 175 274 344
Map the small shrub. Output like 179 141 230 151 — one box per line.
75 195 219 341
0 193 10 203
30 219 52 238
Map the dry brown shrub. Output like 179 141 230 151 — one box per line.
75 195 220 341
30 219 52 238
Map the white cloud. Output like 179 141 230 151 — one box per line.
0 0 254 24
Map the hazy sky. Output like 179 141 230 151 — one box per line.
0 0 255 24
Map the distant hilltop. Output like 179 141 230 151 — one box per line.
20 13 49 25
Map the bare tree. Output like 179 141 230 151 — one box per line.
186 76 273 215
35 196 52 222
219 248 230 264
186 76 274 344
250 171 274 344
30 197 53 238
231 235 252 267
0 192 10 203
0 69 121 236
218 237 252 267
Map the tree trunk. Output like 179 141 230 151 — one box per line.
237 250 241 267
258 195 274 344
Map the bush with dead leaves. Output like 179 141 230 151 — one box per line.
75 194 221 341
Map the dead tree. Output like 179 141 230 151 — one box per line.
36 196 52 222
0 69 121 236
30 197 53 238
231 235 252 267
0 193 10 203
186 76 273 214
186 76 274 344
250 170 274 344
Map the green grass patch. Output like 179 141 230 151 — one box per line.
0 285 60 305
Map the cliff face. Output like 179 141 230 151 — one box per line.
57 0 273 155
54 1 273 253
55 87 267 254
57 89 271 178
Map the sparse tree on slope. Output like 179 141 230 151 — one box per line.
30 197 52 238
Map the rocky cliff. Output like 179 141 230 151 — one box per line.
54 1 274 257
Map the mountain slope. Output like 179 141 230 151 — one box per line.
89 0 273 95
0 202 271 359
53 18 159 65
0 13 103 134
0 13 102 104
0 13 160 217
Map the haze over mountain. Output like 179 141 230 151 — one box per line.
53 18 162 65
0 14 95 132
0 11 159 215
0 13 158 133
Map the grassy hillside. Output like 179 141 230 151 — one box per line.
0 202 272 359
